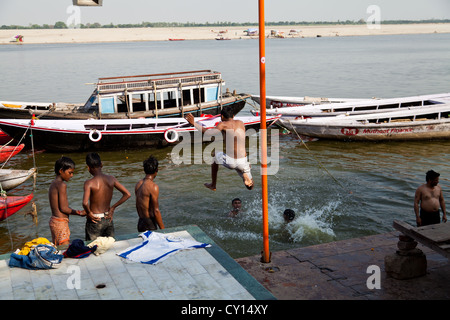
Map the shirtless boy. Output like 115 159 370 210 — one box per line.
83 152 131 240
135 155 165 231
48 156 85 246
185 106 254 191
414 170 447 226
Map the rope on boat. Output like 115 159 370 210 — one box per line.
286 119 346 190
1 118 39 252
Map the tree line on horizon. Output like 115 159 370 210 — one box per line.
2 19 450 30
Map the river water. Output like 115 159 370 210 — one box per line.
0 33 449 258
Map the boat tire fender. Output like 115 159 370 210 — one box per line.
164 129 179 143
89 129 102 142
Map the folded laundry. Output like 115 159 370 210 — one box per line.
117 231 211 265
63 239 97 258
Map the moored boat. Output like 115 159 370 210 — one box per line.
0 130 12 145
279 104 450 141
263 93 450 117
0 70 249 120
0 115 281 152
0 168 37 191
0 193 34 221
251 94 367 110
0 144 25 163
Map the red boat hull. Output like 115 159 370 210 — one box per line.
0 194 33 221
0 130 12 145
0 143 24 163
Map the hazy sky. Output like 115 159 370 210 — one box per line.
1 0 450 26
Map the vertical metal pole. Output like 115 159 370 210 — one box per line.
259 0 270 263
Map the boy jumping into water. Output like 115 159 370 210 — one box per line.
48 156 85 247
185 106 254 191
83 152 131 240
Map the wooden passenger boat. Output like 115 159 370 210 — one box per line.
0 115 281 152
0 70 249 120
263 93 450 117
251 94 366 109
279 104 450 141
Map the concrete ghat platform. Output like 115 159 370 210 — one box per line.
0 225 274 300
236 231 450 300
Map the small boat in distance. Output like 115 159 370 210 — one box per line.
0 115 281 152
0 70 249 120
0 194 34 221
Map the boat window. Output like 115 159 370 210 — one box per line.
377 103 401 110
182 89 191 106
148 92 157 110
193 88 205 104
117 95 130 113
131 123 155 129
85 125 105 130
131 94 147 112
162 90 178 109
106 124 130 130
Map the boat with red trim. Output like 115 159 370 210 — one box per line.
0 115 281 152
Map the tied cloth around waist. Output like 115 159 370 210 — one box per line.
92 212 108 218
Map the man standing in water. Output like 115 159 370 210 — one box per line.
414 170 447 226
185 106 253 191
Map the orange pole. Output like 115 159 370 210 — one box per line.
259 0 270 263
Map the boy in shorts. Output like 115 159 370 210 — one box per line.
83 152 131 240
48 156 85 247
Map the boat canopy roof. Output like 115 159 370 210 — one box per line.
95 70 223 95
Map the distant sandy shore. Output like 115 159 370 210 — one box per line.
1 23 450 44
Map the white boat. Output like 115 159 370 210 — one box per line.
0 168 36 191
279 104 450 141
0 70 249 120
251 95 367 109
0 115 281 152
263 93 450 117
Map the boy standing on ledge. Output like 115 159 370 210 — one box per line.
48 156 85 247
83 152 131 240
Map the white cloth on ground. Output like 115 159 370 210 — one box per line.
87 236 115 255
117 230 211 264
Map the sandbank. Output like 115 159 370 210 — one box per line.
1 23 450 45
